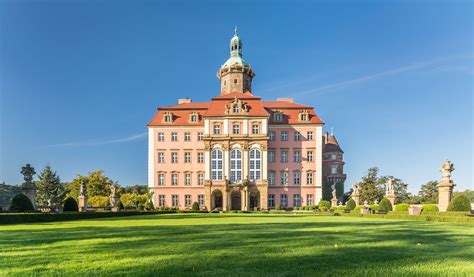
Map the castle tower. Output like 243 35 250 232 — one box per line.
322 129 346 202
216 27 256 95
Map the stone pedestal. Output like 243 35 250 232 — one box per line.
331 197 338 208
361 207 369 214
408 206 422 215
22 187 37 210
78 195 88 212
386 194 396 207
438 181 454 212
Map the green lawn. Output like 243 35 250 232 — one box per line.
1 213 473 276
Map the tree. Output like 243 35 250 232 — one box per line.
453 190 474 203
10 193 34 212
123 185 148 195
36 165 66 209
357 167 384 204
66 170 117 199
379 176 410 204
379 198 393 212
345 199 356 211
192 202 200 211
418 181 438 204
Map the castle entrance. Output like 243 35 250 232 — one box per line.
231 191 241 210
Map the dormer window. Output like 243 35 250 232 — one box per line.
299 110 310 122
163 112 173 123
273 111 283 122
189 112 199 123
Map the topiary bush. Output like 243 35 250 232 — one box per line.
192 202 200 211
275 204 281 211
395 203 409 212
422 204 439 212
318 200 331 210
379 198 393 212
447 194 471 212
345 199 356 211
63 197 78 212
88 196 110 208
353 206 362 213
9 193 34 212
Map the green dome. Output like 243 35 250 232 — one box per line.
221 29 247 68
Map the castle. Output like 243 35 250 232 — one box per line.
147 30 345 210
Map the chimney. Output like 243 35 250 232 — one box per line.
276 98 294 103
178 98 192 104
323 132 329 144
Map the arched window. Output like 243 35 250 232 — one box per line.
230 149 242 183
211 149 223 180
249 149 261 180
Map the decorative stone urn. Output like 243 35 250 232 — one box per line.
437 160 455 212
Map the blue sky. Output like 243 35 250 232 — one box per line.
1 0 472 193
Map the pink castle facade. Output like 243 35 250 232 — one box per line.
147 31 344 210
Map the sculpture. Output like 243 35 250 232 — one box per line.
20 164 37 210
79 180 86 197
21 164 36 186
109 183 119 207
437 160 455 212
386 177 395 195
439 160 455 180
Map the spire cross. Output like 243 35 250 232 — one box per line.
234 26 238 36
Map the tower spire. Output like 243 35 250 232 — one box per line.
234 25 238 36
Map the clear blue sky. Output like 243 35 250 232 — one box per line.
1 0 472 193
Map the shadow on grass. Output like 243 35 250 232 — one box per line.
0 214 473 275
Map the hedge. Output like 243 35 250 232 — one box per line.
394 203 409 212
63 197 78 212
318 200 331 210
346 199 356 211
9 193 34 212
379 198 393 212
337 211 474 223
0 211 176 225
422 204 439 212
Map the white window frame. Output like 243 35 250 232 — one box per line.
232 124 240 135
198 173 204 185
184 152 191 163
185 173 191 186
158 132 165 141
281 150 288 163
158 174 165 186
158 152 165 163
294 131 301 141
171 132 178 141
159 195 165 206
293 194 301 207
213 124 221 135
268 194 275 207
281 131 288 141
171 174 178 186
294 150 301 162
172 195 179 206
252 124 259 134
307 131 313 140
171 152 178 163
185 195 192 207
307 172 313 185
249 149 261 180
280 171 288 186
293 171 301 186
197 132 203 141
269 131 275 141
307 151 313 162
211 149 223 180
268 171 275 186
230 149 242 183
197 152 204 163
281 194 288 207
268 151 275 163
184 132 191 141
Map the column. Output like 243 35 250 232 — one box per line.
315 125 323 204
204 150 210 180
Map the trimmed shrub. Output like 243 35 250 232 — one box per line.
318 200 331 210
275 204 281 211
192 202 200 211
422 204 439 212
345 199 356 211
447 194 471 212
379 198 393 212
63 197 78 212
395 203 409 212
88 196 110 208
9 193 34 212
369 204 379 211
353 206 362 213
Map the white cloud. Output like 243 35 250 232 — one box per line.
48 132 147 147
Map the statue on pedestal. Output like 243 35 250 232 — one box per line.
385 177 396 206
109 183 119 207
438 159 455 212
21 164 37 210
78 180 88 212
351 184 361 205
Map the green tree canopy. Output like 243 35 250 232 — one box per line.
66 170 118 199
418 181 438 204
356 167 410 205
36 165 66 209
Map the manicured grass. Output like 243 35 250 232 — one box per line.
1 213 473 276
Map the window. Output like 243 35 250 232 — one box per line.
281 194 288 207
331 154 337 160
158 132 165 141
185 195 192 207
252 124 259 134
184 132 191 141
307 194 314 206
307 172 313 185
293 171 301 185
294 150 301 162
249 149 261 180
269 131 275 141
274 112 283 122
190 113 198 123
172 174 178 186
230 149 242 182
307 151 313 162
197 152 204 163
171 152 178 163
331 165 337 174
233 104 239 113
159 195 165 206
293 194 301 207
281 150 288 163
233 124 240 134
211 149 223 180
158 152 165 163
184 152 191 163
164 113 172 123
197 132 203 141
213 124 221 134
268 151 275 163
172 195 179 207
294 131 301 141
268 194 275 207
300 114 308 121
234 79 237 84
307 131 313 140
185 173 191 186
158 174 165 186
268 171 275 186
198 195 204 206
171 132 178 141
280 171 288 186
281 131 288 141
198 173 204 185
